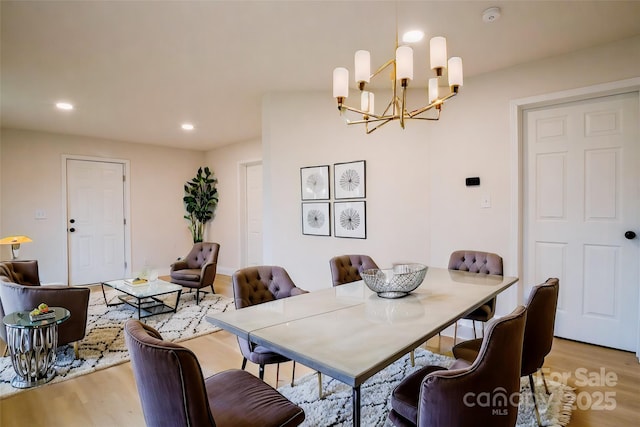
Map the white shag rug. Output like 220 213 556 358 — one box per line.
0 289 234 399
278 348 576 427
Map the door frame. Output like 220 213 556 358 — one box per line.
237 159 263 269
509 77 640 359
61 155 132 284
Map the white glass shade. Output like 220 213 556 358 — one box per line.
448 57 464 87
395 46 413 81
430 37 447 70
354 50 371 83
333 67 349 98
428 78 439 103
360 91 374 113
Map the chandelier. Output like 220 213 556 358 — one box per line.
332 34 463 134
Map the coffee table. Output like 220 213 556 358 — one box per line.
3 307 70 388
101 279 182 319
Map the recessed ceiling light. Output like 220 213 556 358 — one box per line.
181 123 195 131
402 30 424 43
56 102 74 110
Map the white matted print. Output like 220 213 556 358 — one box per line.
334 160 365 199
301 165 330 200
302 202 331 236
334 201 366 239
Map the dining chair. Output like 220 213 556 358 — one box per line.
448 250 503 343
124 319 305 427
329 254 378 287
232 265 307 387
388 305 527 427
453 277 560 426
170 242 220 304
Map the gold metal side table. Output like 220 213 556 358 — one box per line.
2 307 70 388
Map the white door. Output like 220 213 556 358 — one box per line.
67 159 126 285
245 163 263 266
524 92 639 351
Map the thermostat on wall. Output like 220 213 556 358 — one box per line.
465 177 480 186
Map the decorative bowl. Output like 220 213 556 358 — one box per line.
361 264 428 299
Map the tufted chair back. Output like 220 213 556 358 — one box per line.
329 255 379 287
448 250 503 275
183 242 219 269
232 266 306 309
0 260 41 286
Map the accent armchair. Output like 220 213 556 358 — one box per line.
170 242 220 304
0 260 90 358
329 254 378 287
389 305 527 427
453 278 560 426
124 319 305 427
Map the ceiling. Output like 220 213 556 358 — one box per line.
2 1 640 151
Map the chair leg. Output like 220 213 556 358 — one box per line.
454 322 458 344
529 374 543 427
276 363 280 385
74 341 79 359
540 369 550 395
195 289 201 305
210 283 215 295
259 364 265 380
317 372 322 399
410 349 415 367
2 345 7 357
472 321 477 339
290 361 296 387
241 357 247 370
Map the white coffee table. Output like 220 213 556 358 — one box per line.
101 279 182 319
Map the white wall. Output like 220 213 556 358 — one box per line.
0 129 204 283
205 138 261 275
262 35 640 304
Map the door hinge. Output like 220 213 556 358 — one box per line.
123 175 126 182
124 218 127 225
124 261 128 269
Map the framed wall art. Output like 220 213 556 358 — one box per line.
300 165 330 200
334 160 366 199
302 202 331 236
334 201 366 239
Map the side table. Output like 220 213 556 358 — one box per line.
2 307 70 388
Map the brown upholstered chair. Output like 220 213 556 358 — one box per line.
388 305 527 427
124 319 305 427
448 250 503 343
453 278 560 426
0 260 90 358
170 242 220 304
232 265 307 385
329 254 378 287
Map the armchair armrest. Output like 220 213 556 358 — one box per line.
200 261 217 286
170 260 189 271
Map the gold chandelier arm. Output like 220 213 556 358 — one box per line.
369 58 395 80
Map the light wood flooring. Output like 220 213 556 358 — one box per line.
1 275 638 426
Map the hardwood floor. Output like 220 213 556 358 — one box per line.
1 275 638 426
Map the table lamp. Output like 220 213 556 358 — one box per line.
0 235 33 260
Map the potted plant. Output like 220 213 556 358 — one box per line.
183 167 219 243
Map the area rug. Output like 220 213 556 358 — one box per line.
0 289 234 399
278 348 576 427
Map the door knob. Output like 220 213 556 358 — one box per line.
625 231 636 240
69 227 76 233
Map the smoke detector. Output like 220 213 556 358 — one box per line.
482 7 501 23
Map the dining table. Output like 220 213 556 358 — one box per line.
206 266 519 426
